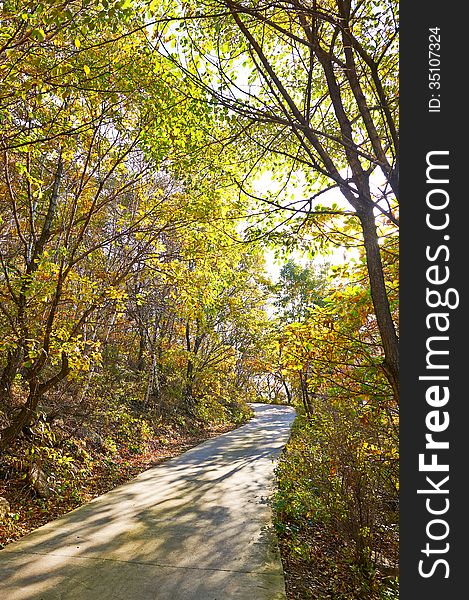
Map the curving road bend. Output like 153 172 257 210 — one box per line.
0 403 296 600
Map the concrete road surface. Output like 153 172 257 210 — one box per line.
0 403 296 600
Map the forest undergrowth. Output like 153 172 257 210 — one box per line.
0 382 251 548
274 414 399 600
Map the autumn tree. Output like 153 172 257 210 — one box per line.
273 259 329 322
273 239 398 575
0 1 223 449
121 185 272 417
152 0 399 397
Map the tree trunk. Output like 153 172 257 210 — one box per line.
136 324 146 373
183 358 196 413
358 204 399 399
0 348 22 409
0 380 41 452
299 371 312 416
281 378 292 405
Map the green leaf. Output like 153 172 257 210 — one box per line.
32 28 46 42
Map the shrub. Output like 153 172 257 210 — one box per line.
274 410 398 600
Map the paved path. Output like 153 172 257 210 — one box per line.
0 403 296 600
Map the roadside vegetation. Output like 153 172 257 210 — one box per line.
272 251 399 599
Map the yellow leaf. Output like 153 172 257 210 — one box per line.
83 64 91 76
74 37 81 49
